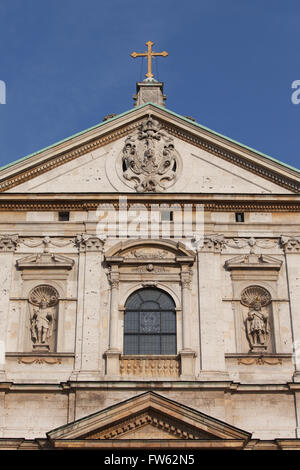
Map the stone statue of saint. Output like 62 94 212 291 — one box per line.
30 300 53 346
246 299 269 350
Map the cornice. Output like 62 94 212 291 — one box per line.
0 380 295 394
0 198 299 212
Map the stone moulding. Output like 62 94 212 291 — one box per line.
0 198 299 212
120 356 180 377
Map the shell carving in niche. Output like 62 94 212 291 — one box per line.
29 285 59 307
241 286 271 307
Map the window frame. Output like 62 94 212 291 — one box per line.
123 289 177 356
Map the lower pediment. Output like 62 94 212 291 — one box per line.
47 392 251 449
83 409 215 440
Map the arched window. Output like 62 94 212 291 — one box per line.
124 288 176 355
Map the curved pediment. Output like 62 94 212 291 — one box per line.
105 239 195 263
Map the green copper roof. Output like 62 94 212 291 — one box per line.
1 101 299 175
0 103 146 172
151 103 300 174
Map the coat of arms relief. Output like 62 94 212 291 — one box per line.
121 116 179 192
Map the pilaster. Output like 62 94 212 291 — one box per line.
197 235 228 378
104 266 121 377
281 236 300 382
71 234 105 381
0 235 18 381
179 266 196 379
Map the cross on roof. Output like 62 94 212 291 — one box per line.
131 41 168 79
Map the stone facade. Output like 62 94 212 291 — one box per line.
1 82 300 450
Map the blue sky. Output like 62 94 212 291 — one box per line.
0 0 300 170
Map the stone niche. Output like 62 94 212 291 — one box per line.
225 253 282 354
15 250 74 353
103 239 196 379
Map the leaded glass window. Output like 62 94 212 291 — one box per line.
124 288 176 355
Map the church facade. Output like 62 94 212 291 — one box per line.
1 75 300 450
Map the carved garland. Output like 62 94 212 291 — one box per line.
238 357 282 365
18 357 62 365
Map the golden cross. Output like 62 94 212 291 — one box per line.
131 41 168 79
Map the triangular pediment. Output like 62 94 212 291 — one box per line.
225 253 282 271
47 392 251 447
0 103 299 196
16 252 74 270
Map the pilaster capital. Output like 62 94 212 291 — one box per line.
280 235 300 253
192 234 225 253
76 233 106 252
0 234 19 252
180 270 192 289
109 272 120 289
